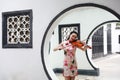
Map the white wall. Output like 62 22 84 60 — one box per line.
103 22 120 55
103 24 108 55
0 0 120 80
111 22 120 53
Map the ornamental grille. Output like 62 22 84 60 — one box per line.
58 24 80 43
61 27 78 42
7 15 30 44
92 27 104 59
2 9 32 48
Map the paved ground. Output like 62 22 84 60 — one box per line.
56 53 120 80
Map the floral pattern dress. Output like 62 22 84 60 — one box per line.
61 40 78 77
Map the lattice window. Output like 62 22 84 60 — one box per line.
92 27 104 59
58 24 80 43
2 10 33 48
116 22 120 29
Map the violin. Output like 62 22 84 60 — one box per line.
70 40 92 49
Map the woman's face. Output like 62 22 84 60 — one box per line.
69 33 77 41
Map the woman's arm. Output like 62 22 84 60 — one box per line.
53 43 64 51
78 45 88 51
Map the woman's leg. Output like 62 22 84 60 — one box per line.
64 77 71 80
70 76 75 80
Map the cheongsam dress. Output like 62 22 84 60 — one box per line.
61 40 78 77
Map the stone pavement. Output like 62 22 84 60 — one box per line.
56 53 120 80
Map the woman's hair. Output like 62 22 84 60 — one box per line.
67 31 78 40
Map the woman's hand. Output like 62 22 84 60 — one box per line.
53 48 58 51
53 44 64 51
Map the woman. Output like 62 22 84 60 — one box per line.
53 31 89 80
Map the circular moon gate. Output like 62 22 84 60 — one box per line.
41 3 120 80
